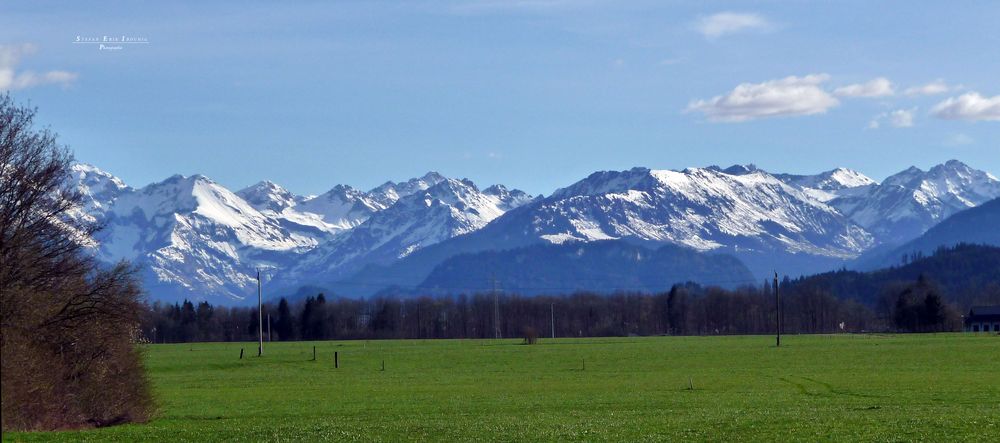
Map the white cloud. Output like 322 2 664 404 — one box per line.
0 43 77 91
870 108 916 129
904 80 958 96
833 77 894 98
889 109 915 127
931 92 1000 121
686 74 838 122
694 12 772 38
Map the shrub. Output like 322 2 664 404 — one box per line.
0 93 155 430
522 326 539 345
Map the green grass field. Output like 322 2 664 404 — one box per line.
6 334 1000 441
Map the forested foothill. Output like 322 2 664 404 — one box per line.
144 243 999 343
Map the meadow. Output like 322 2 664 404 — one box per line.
6 334 999 442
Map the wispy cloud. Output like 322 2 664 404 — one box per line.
904 79 959 96
694 12 773 39
944 133 975 147
834 77 894 98
0 43 77 91
931 92 1000 121
686 74 838 122
869 108 916 129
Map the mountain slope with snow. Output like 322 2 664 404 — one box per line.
68 163 131 224
71 165 533 302
69 160 1000 303
293 185 386 232
98 173 322 301
775 167 877 203
236 180 303 213
281 178 536 284
828 160 1000 244
343 166 876 289
854 197 1000 269
541 166 874 257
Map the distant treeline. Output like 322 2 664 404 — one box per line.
143 268 976 343
791 243 1000 309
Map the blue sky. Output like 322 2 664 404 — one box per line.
2 1 998 196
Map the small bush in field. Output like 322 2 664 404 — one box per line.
522 326 539 345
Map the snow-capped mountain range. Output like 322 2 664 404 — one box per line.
73 167 537 301
70 160 1000 303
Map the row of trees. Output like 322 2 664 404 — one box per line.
143 273 962 343
887 276 961 332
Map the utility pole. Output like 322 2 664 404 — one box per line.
492 273 502 339
257 269 263 356
774 271 780 348
550 303 555 339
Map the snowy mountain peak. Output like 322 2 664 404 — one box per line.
453 164 875 281
67 160 998 304
421 171 446 182
551 167 658 199
116 174 265 232
777 167 876 193
70 163 129 202
326 183 361 195
829 160 1000 244
825 168 877 188
370 171 449 205
71 163 129 189
236 180 300 213
483 183 508 194
68 163 131 224
882 166 924 187
928 159 978 180
282 176 535 281
484 184 535 205
721 164 760 175
878 160 997 196
292 183 384 231
411 178 535 215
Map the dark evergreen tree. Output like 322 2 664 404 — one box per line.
667 285 689 335
275 297 294 340
300 296 316 340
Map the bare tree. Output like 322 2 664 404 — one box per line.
1 93 154 431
